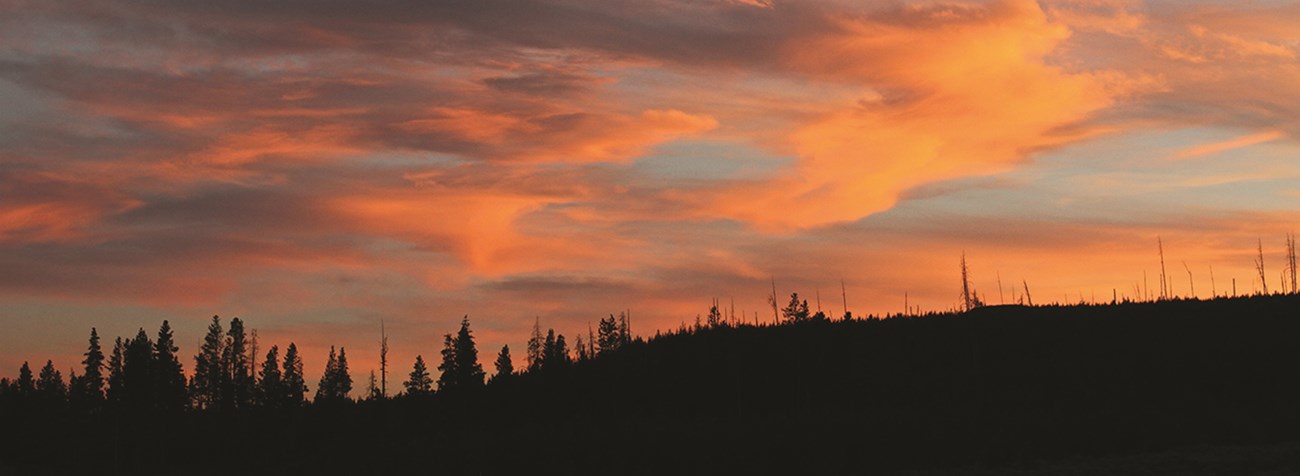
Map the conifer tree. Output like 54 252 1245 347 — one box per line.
575 335 589 361
781 293 811 322
153 320 188 410
404 355 433 396
36 360 66 404
255 346 282 407
540 329 557 370
554 334 571 366
80 328 105 405
317 346 338 402
437 334 457 391
707 304 722 328
107 338 124 404
598 315 621 355
191 316 225 410
527 317 543 371
366 370 380 401
15 362 35 398
334 347 352 399
618 312 631 344
453 316 484 387
281 343 306 406
121 329 155 408
380 321 388 398
493 345 513 381
223 317 253 409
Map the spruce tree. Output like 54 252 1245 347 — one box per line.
452 316 484 387
404 355 433 396
223 317 253 409
554 334 571 366
36 360 66 404
781 293 811 322
106 338 124 404
540 330 557 370
255 345 282 407
598 315 621 355
436 334 457 391
80 328 105 405
154 320 188 410
15 362 35 399
281 343 306 406
317 346 338 402
366 370 379 401
121 329 155 408
493 345 513 381
526 317 543 371
191 315 225 409
334 347 352 399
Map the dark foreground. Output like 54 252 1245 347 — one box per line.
5 295 1300 475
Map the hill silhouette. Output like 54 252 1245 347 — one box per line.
4 294 1300 474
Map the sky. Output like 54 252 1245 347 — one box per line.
2 0 1299 390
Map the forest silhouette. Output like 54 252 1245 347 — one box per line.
4 293 1300 474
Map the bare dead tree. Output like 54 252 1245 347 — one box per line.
1022 279 1033 306
960 252 972 312
1158 236 1168 300
1182 261 1194 298
997 271 1005 305
1287 233 1297 294
840 278 849 319
769 277 779 324
1257 239 1269 295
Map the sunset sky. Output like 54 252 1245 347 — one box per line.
3 0 1299 388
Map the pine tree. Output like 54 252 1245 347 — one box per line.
493 345 513 381
540 329 557 370
107 338 124 404
380 321 389 398
153 320 188 410
404 355 433 396
36 360 66 404
281 343 306 406
453 316 484 387
618 311 631 344
15 362 35 398
223 317 253 409
191 315 225 410
526 317 542 371
781 293 811 322
575 335 589 361
598 315 621 355
707 303 722 328
255 346 282 407
366 371 380 401
554 334 571 366
334 347 352 399
120 329 155 408
317 346 338 402
80 328 105 406
437 334 457 391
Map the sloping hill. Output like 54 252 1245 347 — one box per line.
6 294 1300 475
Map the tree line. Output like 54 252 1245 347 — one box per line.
0 310 643 412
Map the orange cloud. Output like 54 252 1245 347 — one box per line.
712 0 1128 230
1171 130 1286 161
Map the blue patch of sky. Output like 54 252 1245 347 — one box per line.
867 126 1300 226
628 139 796 183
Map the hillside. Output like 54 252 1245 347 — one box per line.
6 295 1300 475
